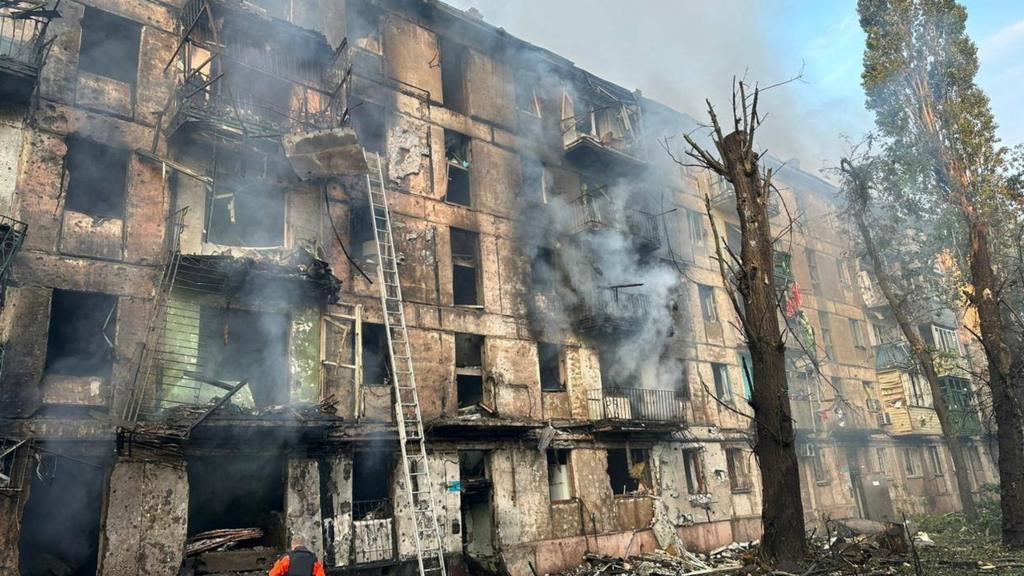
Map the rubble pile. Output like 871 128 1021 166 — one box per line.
556 551 739 576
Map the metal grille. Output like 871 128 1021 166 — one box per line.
587 387 687 422
0 2 51 71
352 499 394 564
573 288 652 333
570 191 660 250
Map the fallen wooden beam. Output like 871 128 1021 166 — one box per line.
188 379 249 433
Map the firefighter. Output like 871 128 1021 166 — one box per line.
268 536 327 576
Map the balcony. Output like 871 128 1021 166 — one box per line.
573 288 652 337
570 191 661 252
0 2 55 104
709 176 781 217
561 75 645 169
874 341 913 372
587 387 687 423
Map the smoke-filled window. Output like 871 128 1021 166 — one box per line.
444 130 472 206
711 363 732 403
450 227 480 305
349 97 387 155
455 332 484 409
44 290 116 378
362 322 391 387
353 451 393 520
530 246 556 293
538 342 564 392
350 204 377 266
198 306 289 409
439 37 468 113
520 156 550 205
683 450 705 494
546 449 572 501
606 447 651 496
78 7 141 85
187 455 285 549
725 448 752 493
206 153 284 247
516 77 541 117
64 136 129 219
346 0 381 52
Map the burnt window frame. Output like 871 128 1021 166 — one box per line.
204 152 286 248
63 135 130 220
352 450 394 520
444 130 472 207
450 227 481 306
606 446 653 497
682 449 705 495
43 289 118 379
546 448 572 501
78 7 142 86
455 332 484 408
439 36 468 113
538 342 565 392
349 97 387 155
361 322 392 388
725 448 752 493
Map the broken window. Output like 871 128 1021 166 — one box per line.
350 205 378 266
206 153 284 247
683 450 705 494
711 363 732 403
349 97 387 155
606 447 651 496
198 306 289 409
353 451 393 519
725 448 752 493
362 322 391 387
44 290 116 379
439 37 468 113
18 455 107 576
928 445 944 477
698 284 718 323
79 7 141 85
538 342 565 392
516 75 541 117
520 156 550 205
531 246 556 293
64 136 128 219
547 449 572 501
456 332 484 409
187 455 285 549
444 130 472 206
451 227 480 306
346 0 381 52
903 447 922 478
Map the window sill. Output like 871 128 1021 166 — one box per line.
453 304 485 309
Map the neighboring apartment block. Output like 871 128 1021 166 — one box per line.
0 1 996 575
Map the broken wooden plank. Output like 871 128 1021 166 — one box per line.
188 379 249 433
135 149 213 185
182 370 236 391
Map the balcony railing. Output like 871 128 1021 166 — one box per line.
874 341 913 371
573 288 652 335
167 84 341 139
709 177 782 217
587 387 687 422
570 191 661 251
0 2 54 101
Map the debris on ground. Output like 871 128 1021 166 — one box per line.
185 528 264 556
556 551 741 576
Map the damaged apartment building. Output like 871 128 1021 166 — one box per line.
0 0 998 575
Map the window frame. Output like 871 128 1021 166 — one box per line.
711 363 732 403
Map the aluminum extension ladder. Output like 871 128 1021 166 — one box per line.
365 152 447 576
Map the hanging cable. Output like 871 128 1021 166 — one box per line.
323 183 373 284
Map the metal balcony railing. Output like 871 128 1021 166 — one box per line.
570 191 660 250
709 177 781 217
573 288 652 334
587 387 687 422
0 3 51 74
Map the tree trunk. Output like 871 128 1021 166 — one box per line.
966 216 1024 547
722 131 806 564
848 195 978 522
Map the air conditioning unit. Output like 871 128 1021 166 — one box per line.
876 411 892 426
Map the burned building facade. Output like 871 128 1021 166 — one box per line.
0 0 997 575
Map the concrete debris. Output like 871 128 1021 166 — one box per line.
185 528 264 556
912 531 935 547
554 551 733 576
281 128 368 181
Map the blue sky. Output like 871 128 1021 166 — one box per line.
444 0 1024 174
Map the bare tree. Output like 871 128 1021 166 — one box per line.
841 155 979 522
680 81 806 565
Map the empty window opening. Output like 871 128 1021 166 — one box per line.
206 153 284 247
683 450 705 494
531 246 556 292
456 333 484 409
353 451 393 519
64 136 128 219
520 156 549 204
451 227 480 306
547 449 572 501
607 448 651 496
346 0 381 52
350 205 377 266
698 284 718 323
18 455 106 576
711 363 732 403
515 78 541 117
79 7 141 85
439 37 468 113
725 448 752 493
198 306 289 409
459 450 493 557
538 342 565 392
444 130 472 206
44 290 116 378
187 455 285 549
349 98 387 155
362 322 392 387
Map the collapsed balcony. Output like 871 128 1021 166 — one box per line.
587 387 687 423
164 0 345 141
570 190 661 252
573 288 652 337
0 1 56 104
561 74 645 168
